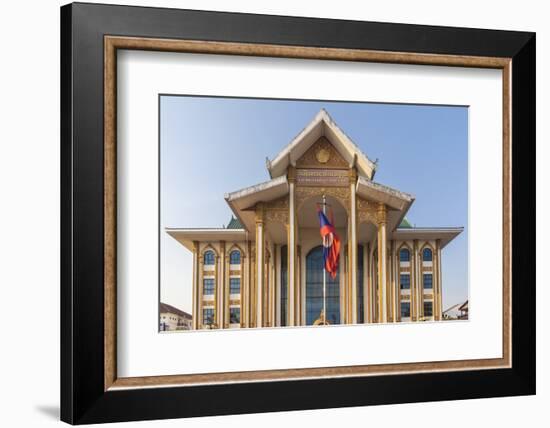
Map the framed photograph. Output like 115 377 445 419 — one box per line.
60 2 535 424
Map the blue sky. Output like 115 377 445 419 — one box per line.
160 95 468 314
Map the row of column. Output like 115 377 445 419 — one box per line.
194 192 441 328
253 173 390 327
364 239 443 323
192 241 250 330
192 235 442 329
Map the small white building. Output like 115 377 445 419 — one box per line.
443 300 468 320
160 302 192 331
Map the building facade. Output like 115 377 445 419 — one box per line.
167 110 463 330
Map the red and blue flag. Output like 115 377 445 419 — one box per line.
317 207 341 278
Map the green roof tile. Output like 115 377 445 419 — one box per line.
226 216 244 229
399 217 413 228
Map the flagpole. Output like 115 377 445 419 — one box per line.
322 194 327 324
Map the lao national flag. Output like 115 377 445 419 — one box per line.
317 208 341 279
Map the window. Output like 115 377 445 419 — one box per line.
357 245 364 324
401 302 411 318
306 246 340 325
423 273 433 289
229 278 241 294
424 301 433 317
203 278 215 295
229 250 241 265
399 248 410 262
230 307 240 324
280 245 288 327
202 308 214 325
422 248 433 262
400 274 410 290
203 250 215 265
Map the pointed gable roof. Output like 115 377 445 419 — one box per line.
266 109 377 180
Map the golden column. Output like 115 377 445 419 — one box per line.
192 241 200 330
435 239 443 320
272 244 278 327
198 249 205 328
219 241 226 328
264 249 270 327
411 239 419 321
367 243 375 323
250 242 256 326
244 240 252 328
224 243 233 328
377 203 388 323
214 241 225 328
240 251 247 328
363 242 369 323
349 169 358 324
339 246 347 323
296 245 302 325
255 204 265 328
287 166 297 326
389 240 395 322
418 245 424 320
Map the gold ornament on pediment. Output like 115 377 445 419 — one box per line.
315 147 331 164
296 137 348 168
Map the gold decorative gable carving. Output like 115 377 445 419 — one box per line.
295 137 349 169
357 197 381 225
264 196 289 225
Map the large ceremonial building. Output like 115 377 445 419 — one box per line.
167 109 463 330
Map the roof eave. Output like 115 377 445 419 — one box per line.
166 228 248 251
356 176 414 211
392 227 464 248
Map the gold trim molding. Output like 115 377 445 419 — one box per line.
103 35 512 391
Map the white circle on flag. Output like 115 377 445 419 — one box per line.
323 233 334 248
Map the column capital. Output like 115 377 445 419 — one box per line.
376 202 387 225
287 165 296 182
348 167 358 184
255 203 265 224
